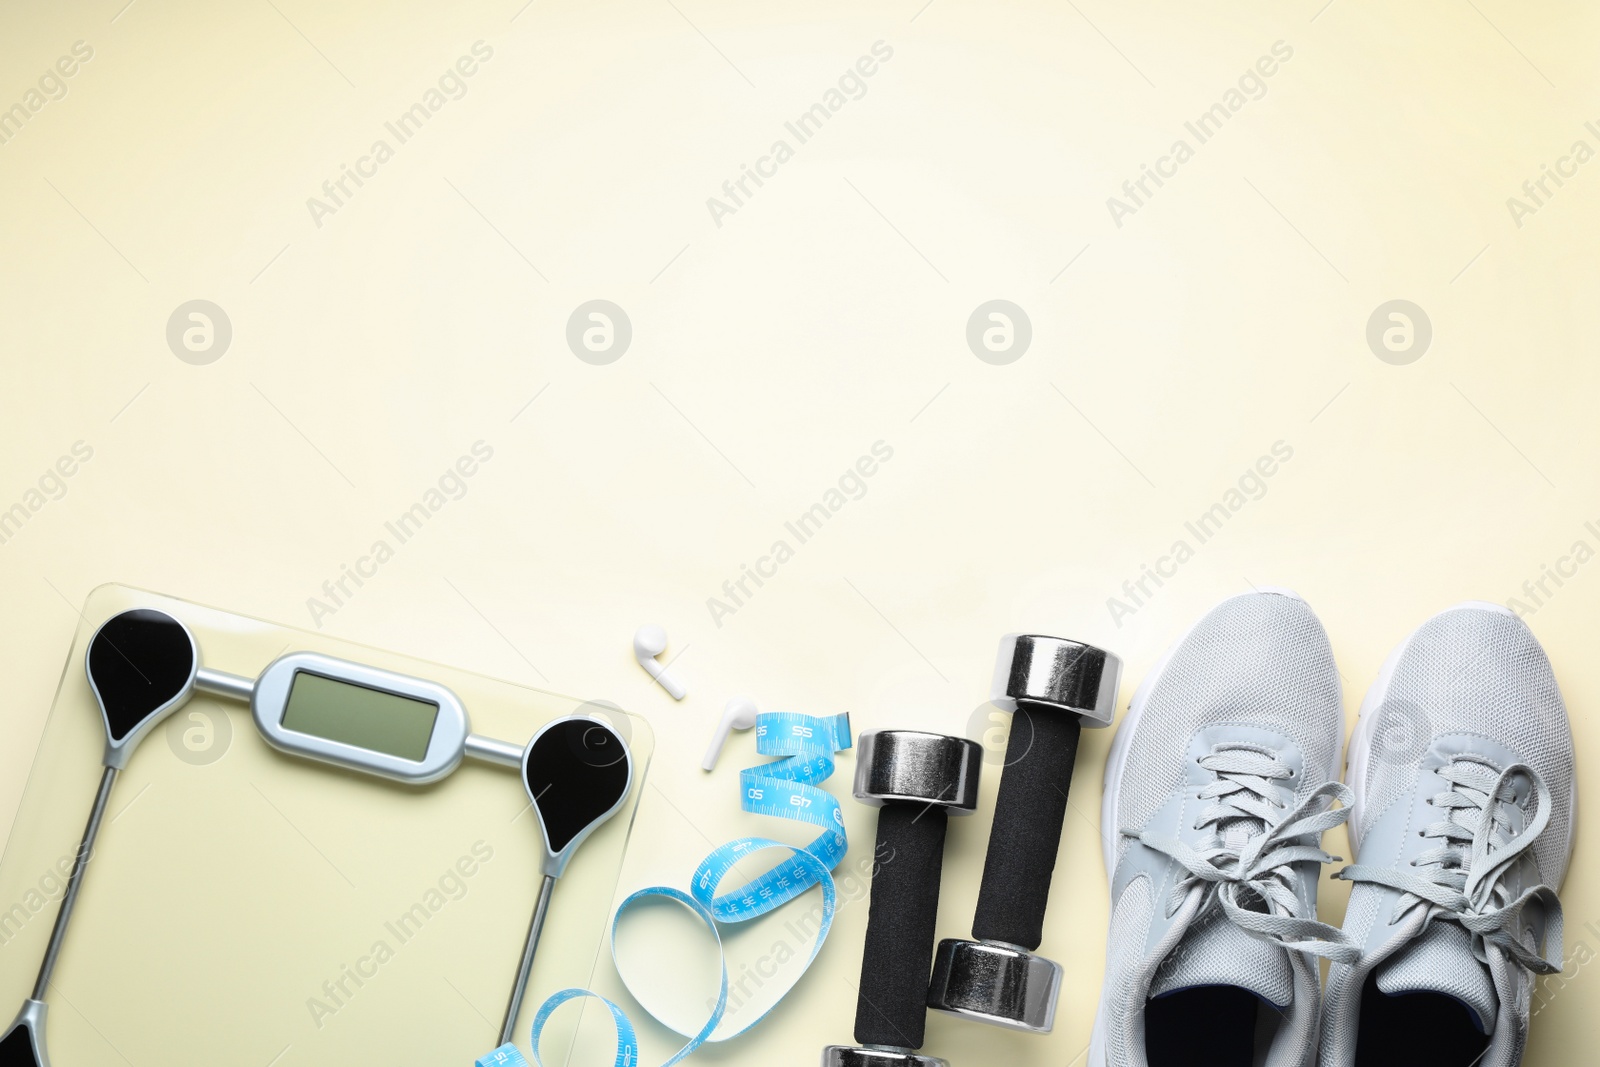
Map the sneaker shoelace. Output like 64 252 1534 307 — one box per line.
1337 757 1564 976
1125 744 1361 964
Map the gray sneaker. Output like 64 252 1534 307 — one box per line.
1320 603 1575 1067
1092 590 1358 1067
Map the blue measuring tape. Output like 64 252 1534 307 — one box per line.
476 711 852 1067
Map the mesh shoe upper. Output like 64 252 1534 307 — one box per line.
1352 605 1573 886
1114 592 1345 864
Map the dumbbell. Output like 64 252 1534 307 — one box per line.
926 634 1120 1033
822 729 982 1067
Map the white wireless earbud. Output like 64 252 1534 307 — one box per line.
702 696 759 771
633 624 686 700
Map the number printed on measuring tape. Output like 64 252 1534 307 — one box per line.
703 711 849 921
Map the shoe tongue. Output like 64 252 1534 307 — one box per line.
1149 911 1292 1008
1375 923 1498 1035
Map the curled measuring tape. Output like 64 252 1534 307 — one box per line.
476 711 851 1067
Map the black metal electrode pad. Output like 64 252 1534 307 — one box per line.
87 608 195 741
0 1020 39 1065
524 718 632 854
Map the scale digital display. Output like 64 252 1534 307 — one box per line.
280 670 440 762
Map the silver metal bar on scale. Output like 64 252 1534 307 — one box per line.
500 874 557 1044
464 734 524 769
195 666 256 702
33 766 117 1000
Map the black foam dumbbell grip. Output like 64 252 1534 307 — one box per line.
854 801 950 1049
971 705 1081 950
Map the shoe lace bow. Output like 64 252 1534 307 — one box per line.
1337 757 1564 976
1126 744 1360 964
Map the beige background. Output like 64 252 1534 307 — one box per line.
0 1 1595 1064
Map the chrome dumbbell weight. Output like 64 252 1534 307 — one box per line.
822 730 982 1067
926 635 1120 1033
